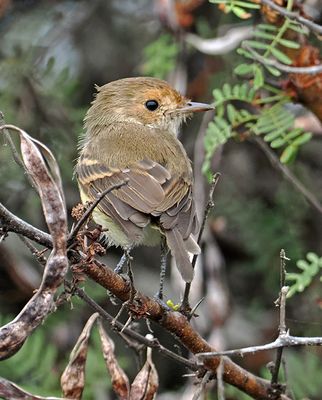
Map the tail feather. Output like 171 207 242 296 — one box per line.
183 235 200 255
165 228 194 283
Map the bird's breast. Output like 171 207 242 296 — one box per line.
82 122 192 181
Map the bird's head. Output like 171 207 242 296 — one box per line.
85 77 214 135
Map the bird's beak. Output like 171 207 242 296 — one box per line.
176 101 215 114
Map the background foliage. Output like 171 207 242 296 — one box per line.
0 0 322 398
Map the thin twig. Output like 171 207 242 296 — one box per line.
196 333 322 359
0 202 52 248
192 371 213 400
217 359 225 400
195 173 221 256
18 235 47 266
180 173 221 315
243 44 322 75
271 251 290 385
254 138 322 215
279 287 289 335
259 0 322 35
67 179 129 245
75 287 199 371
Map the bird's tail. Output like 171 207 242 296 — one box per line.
165 228 199 283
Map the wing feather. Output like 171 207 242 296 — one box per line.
76 157 199 250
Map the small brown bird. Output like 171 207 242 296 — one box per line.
76 77 213 285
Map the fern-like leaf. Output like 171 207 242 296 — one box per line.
252 103 312 163
286 252 322 297
203 116 233 179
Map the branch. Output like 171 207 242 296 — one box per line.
0 202 52 248
74 256 271 399
254 137 322 215
18 235 47 266
75 287 199 372
196 333 322 358
259 0 322 35
243 44 322 75
270 250 289 385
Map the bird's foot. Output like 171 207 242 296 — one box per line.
114 247 133 274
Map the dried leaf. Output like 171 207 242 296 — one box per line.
130 344 158 400
0 125 68 360
98 320 130 400
0 377 64 400
61 313 99 400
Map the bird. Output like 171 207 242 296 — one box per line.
75 77 214 291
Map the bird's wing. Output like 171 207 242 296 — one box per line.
77 158 199 282
77 159 167 239
77 158 198 236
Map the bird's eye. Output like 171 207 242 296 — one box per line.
145 100 159 111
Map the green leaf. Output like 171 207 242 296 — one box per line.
288 22 308 34
248 87 256 100
257 24 277 31
213 88 224 102
286 252 322 297
239 83 249 99
307 252 320 264
278 38 300 49
240 109 252 118
233 84 241 97
253 65 264 89
270 137 286 148
292 132 312 146
237 47 256 60
254 31 276 40
233 1 260 8
223 83 231 97
227 104 237 123
280 144 298 163
283 128 303 141
231 5 252 19
234 63 254 75
245 40 270 50
264 130 285 141
270 47 292 64
264 64 282 77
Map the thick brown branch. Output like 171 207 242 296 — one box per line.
75 287 199 371
78 258 271 399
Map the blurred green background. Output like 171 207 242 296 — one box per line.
1 0 322 399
